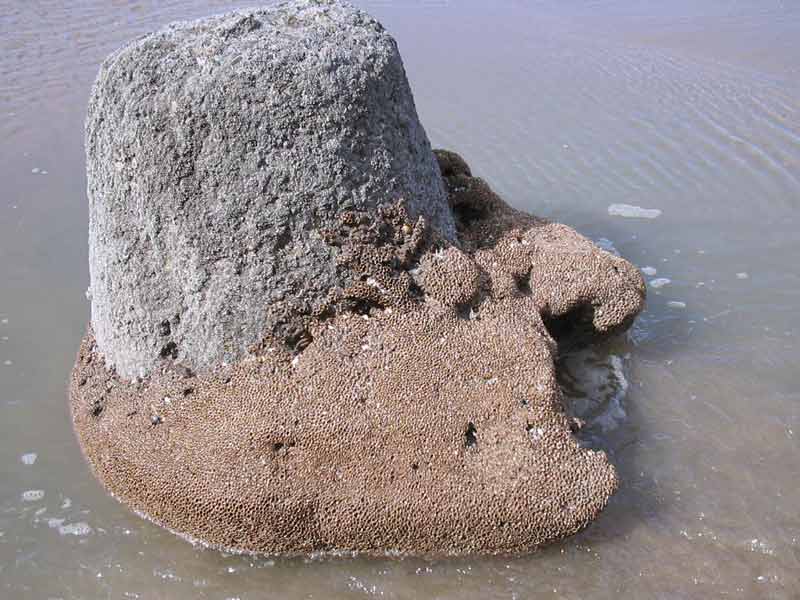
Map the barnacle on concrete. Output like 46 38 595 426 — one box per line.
70 150 645 556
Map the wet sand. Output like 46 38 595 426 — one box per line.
1 0 800 597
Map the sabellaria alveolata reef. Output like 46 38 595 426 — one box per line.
72 0 645 556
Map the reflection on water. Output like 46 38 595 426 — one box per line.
2 0 800 598
559 347 629 436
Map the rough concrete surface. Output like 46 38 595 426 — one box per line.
86 0 454 379
71 150 646 556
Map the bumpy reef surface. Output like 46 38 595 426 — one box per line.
71 151 645 556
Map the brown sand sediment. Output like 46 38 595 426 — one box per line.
70 150 645 556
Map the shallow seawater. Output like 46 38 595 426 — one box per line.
2 0 799 597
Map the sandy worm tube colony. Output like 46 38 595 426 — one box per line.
72 0 645 556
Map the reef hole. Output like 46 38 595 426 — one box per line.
465 422 478 449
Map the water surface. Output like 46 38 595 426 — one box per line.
2 0 799 598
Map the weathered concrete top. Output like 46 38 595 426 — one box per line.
86 0 455 379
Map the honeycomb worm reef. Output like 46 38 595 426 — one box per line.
71 150 645 556
73 0 645 556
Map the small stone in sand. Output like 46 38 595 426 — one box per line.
737 272 749 280
20 452 37 465
31 168 40 174
608 204 662 219
649 278 671 289
3 360 12 366
641 266 657 276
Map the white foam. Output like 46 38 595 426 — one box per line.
608 204 662 219
594 237 620 256
592 355 629 433
667 301 686 309
649 278 671 288
736 272 749 280
641 266 657 276
58 522 92 536
748 538 775 556
21 489 45 502
559 350 629 433
154 568 181 582
20 452 37 465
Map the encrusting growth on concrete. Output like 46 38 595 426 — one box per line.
71 150 645 556
73 0 646 557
